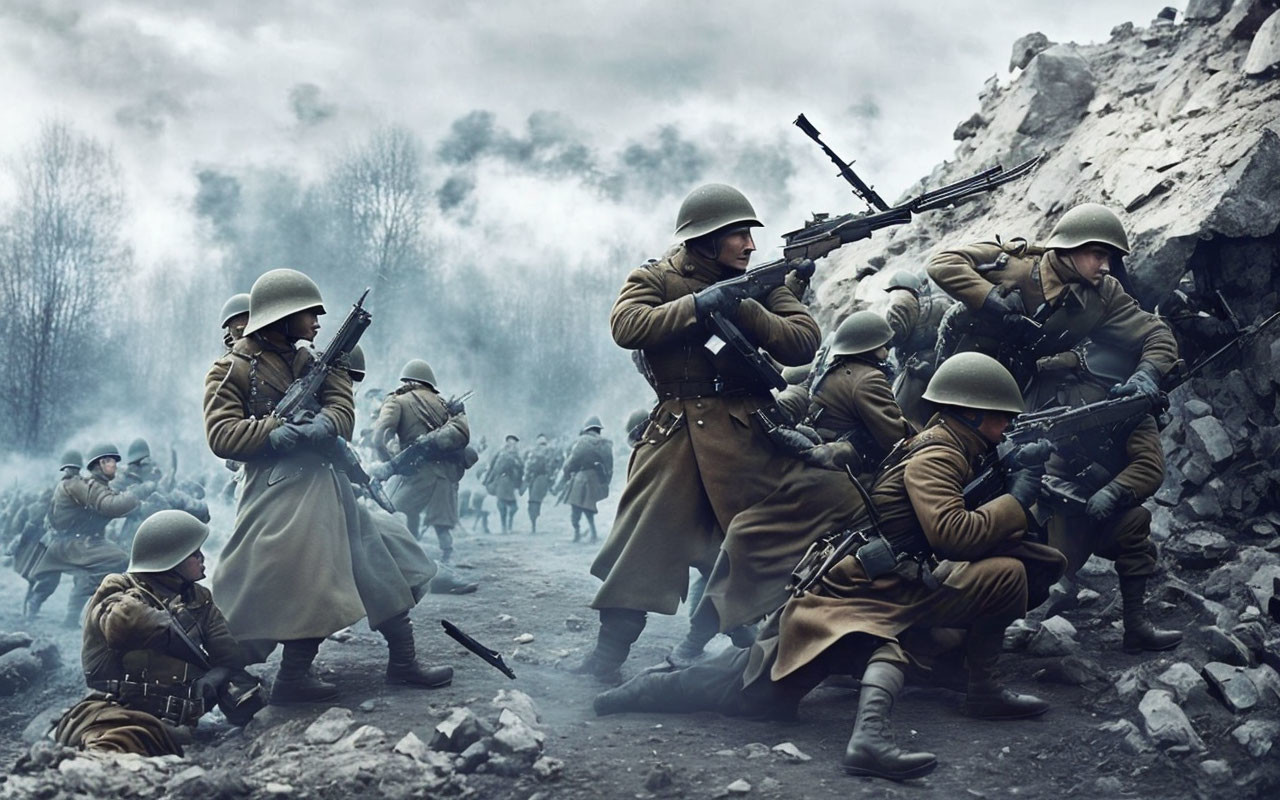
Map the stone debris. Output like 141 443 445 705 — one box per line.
513 632 535 644
490 708 545 761
302 706 354 745
1027 615 1079 656
1153 662 1211 706
1138 689 1205 751
491 687 541 727
771 741 812 762
644 762 676 792
532 755 564 781
1010 32 1054 71
1099 718 1156 754
1203 662 1262 712
430 706 493 753
1232 719 1280 758
1244 9 1280 75
723 778 753 795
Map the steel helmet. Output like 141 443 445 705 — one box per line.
219 293 251 328
126 437 151 464
1044 203 1130 254
128 509 210 573
85 442 122 467
348 345 366 383
886 271 924 295
624 408 650 432
828 311 894 357
399 358 436 388
923 352 1024 414
581 416 603 434
674 184 763 242
58 449 83 471
243 269 326 336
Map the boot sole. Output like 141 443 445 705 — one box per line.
963 705 1050 720
1122 638 1182 654
387 676 453 689
842 760 938 781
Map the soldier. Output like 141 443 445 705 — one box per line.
373 358 470 563
205 268 448 703
484 435 524 534
927 203 1179 407
116 439 211 552
220 292 251 350
524 434 560 534
54 510 263 756
593 354 1067 781
17 454 78 618
1035 342 1181 651
29 443 138 627
121 438 164 487
883 271 955 427
577 184 820 682
558 417 614 543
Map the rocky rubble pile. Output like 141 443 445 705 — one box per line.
0 631 59 697
2 689 560 799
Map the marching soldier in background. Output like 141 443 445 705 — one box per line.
55 510 263 756
594 354 1066 781
1035 341 1182 652
373 358 470 563
115 438 211 551
558 417 614 544
928 203 1178 407
577 184 820 682
29 443 138 627
523 433 561 534
484 435 524 534
220 292 251 351
883 271 954 427
17 453 79 619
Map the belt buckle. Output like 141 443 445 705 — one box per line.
652 410 684 438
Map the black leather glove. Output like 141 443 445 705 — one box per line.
801 442 854 471
191 666 231 706
297 414 337 447
693 282 747 323
1004 441 1050 510
980 287 1021 319
907 357 934 378
1085 481 1136 520
1110 361 1162 402
268 423 302 453
767 425 818 456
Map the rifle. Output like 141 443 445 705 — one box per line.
273 289 396 514
441 619 516 679
371 391 474 480
703 117 1041 390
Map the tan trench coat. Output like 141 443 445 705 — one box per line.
561 432 614 512
375 385 469 529
204 333 366 642
32 472 136 577
591 245 821 615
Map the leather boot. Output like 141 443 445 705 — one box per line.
23 584 48 620
586 513 598 543
428 565 478 595
571 608 646 684
380 613 453 688
272 639 340 704
842 661 938 780
1120 576 1182 653
670 602 718 666
1042 577 1080 618
962 618 1049 720
593 670 675 715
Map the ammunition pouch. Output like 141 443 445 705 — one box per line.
90 675 205 727
218 676 265 726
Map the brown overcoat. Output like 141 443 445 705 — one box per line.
375 385 469 528
204 333 365 642
591 245 821 614
524 445 561 503
32 472 135 577
807 357 913 481
484 447 524 502
561 432 614 512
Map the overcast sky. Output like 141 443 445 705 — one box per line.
0 0 1167 266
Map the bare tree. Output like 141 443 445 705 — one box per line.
0 121 129 451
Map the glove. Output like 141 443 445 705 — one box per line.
1110 361 1162 402
906 357 934 378
767 425 819 456
268 423 302 453
1008 440 1052 470
191 666 231 706
1004 441 1050 510
1085 481 1136 520
980 287 1021 319
693 282 747 323
801 442 855 471
297 414 337 447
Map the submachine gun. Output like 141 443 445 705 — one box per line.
703 114 1042 391
273 289 397 514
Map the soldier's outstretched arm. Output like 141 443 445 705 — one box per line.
204 358 278 459
87 481 140 519
926 241 1004 310
610 267 699 349
733 286 821 366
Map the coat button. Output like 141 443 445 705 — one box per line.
696 401 703 409
695 420 704 427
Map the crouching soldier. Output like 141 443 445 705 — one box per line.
54 510 263 756
592 354 1066 781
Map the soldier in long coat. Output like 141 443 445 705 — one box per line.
1035 341 1181 651
30 443 138 627
18 454 78 619
55 511 262 756
883 271 954 427
484 436 524 534
593 354 1067 782
558 417 614 543
927 203 1178 406
576 184 821 683
523 434 560 534
374 358 469 563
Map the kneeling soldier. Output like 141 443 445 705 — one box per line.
54 510 263 756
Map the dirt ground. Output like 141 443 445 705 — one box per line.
0 490 1247 799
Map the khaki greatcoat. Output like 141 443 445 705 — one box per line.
591 245 821 615
561 432 614 512
374 385 469 529
524 445 561 504
204 333 366 643
32 471 136 578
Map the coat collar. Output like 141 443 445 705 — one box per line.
928 411 998 462
672 243 734 284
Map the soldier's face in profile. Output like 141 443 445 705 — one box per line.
227 313 249 340
285 309 322 342
175 550 206 582
1064 244 1112 287
976 411 1013 444
715 229 756 271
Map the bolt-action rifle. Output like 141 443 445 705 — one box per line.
369 391 473 483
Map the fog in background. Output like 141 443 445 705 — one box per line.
0 0 1163 486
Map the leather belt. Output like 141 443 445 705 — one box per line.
654 380 756 400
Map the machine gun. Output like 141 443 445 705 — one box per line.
273 289 396 514
703 115 1042 391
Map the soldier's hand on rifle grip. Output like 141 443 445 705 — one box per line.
980 287 1020 320
1004 440 1050 512
693 282 746 323
1085 481 1136 521
268 422 302 454
1109 361 1162 402
298 414 337 447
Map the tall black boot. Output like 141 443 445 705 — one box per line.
23 574 58 620
379 613 453 688
842 661 937 780
1120 576 1182 653
671 600 718 665
272 638 339 704
571 608 646 684
962 618 1049 720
